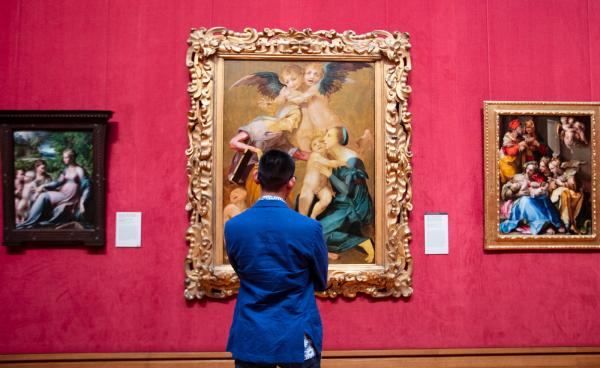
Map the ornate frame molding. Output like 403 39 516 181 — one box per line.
185 27 413 299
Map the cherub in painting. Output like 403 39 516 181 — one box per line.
287 62 372 151
558 116 588 152
298 137 346 219
15 171 36 224
14 169 25 211
231 62 371 151
223 188 248 223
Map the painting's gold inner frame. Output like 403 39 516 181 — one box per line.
484 101 600 250
185 27 413 299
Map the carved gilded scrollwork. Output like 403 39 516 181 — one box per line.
185 27 413 299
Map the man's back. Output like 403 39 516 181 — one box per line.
225 198 328 364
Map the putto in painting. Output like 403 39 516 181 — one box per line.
224 60 376 264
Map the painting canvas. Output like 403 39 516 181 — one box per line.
221 60 376 265
1 110 110 247
13 130 94 230
484 102 600 249
185 27 413 299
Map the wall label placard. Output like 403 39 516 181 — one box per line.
424 212 448 255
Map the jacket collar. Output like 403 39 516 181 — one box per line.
253 198 290 208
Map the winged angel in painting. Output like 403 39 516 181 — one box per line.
226 61 376 263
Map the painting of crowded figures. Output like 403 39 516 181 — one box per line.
484 102 600 249
1 111 110 247
185 28 413 299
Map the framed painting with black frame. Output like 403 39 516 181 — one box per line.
1 110 111 247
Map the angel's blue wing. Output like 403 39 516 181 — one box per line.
318 62 372 97
230 72 284 99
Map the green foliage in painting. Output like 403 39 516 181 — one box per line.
13 130 93 179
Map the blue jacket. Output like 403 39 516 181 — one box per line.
225 199 328 364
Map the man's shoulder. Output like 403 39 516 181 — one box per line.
285 210 323 234
226 205 321 230
224 208 253 229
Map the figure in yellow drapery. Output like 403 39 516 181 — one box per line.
243 165 262 207
499 119 526 184
558 188 583 232
548 157 585 233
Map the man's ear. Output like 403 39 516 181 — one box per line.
253 169 260 184
287 176 296 189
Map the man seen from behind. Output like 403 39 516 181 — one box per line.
225 149 329 368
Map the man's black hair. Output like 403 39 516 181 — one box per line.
257 149 295 191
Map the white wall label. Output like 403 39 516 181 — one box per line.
424 212 448 254
116 212 142 247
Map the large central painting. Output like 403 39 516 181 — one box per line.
185 27 413 299
222 60 376 264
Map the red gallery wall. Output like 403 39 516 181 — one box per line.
1 0 600 354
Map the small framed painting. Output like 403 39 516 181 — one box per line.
1 110 111 247
484 101 600 249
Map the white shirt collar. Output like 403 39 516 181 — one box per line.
259 195 286 203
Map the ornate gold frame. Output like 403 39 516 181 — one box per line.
184 27 413 299
484 101 600 249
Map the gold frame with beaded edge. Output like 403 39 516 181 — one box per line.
484 101 600 250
